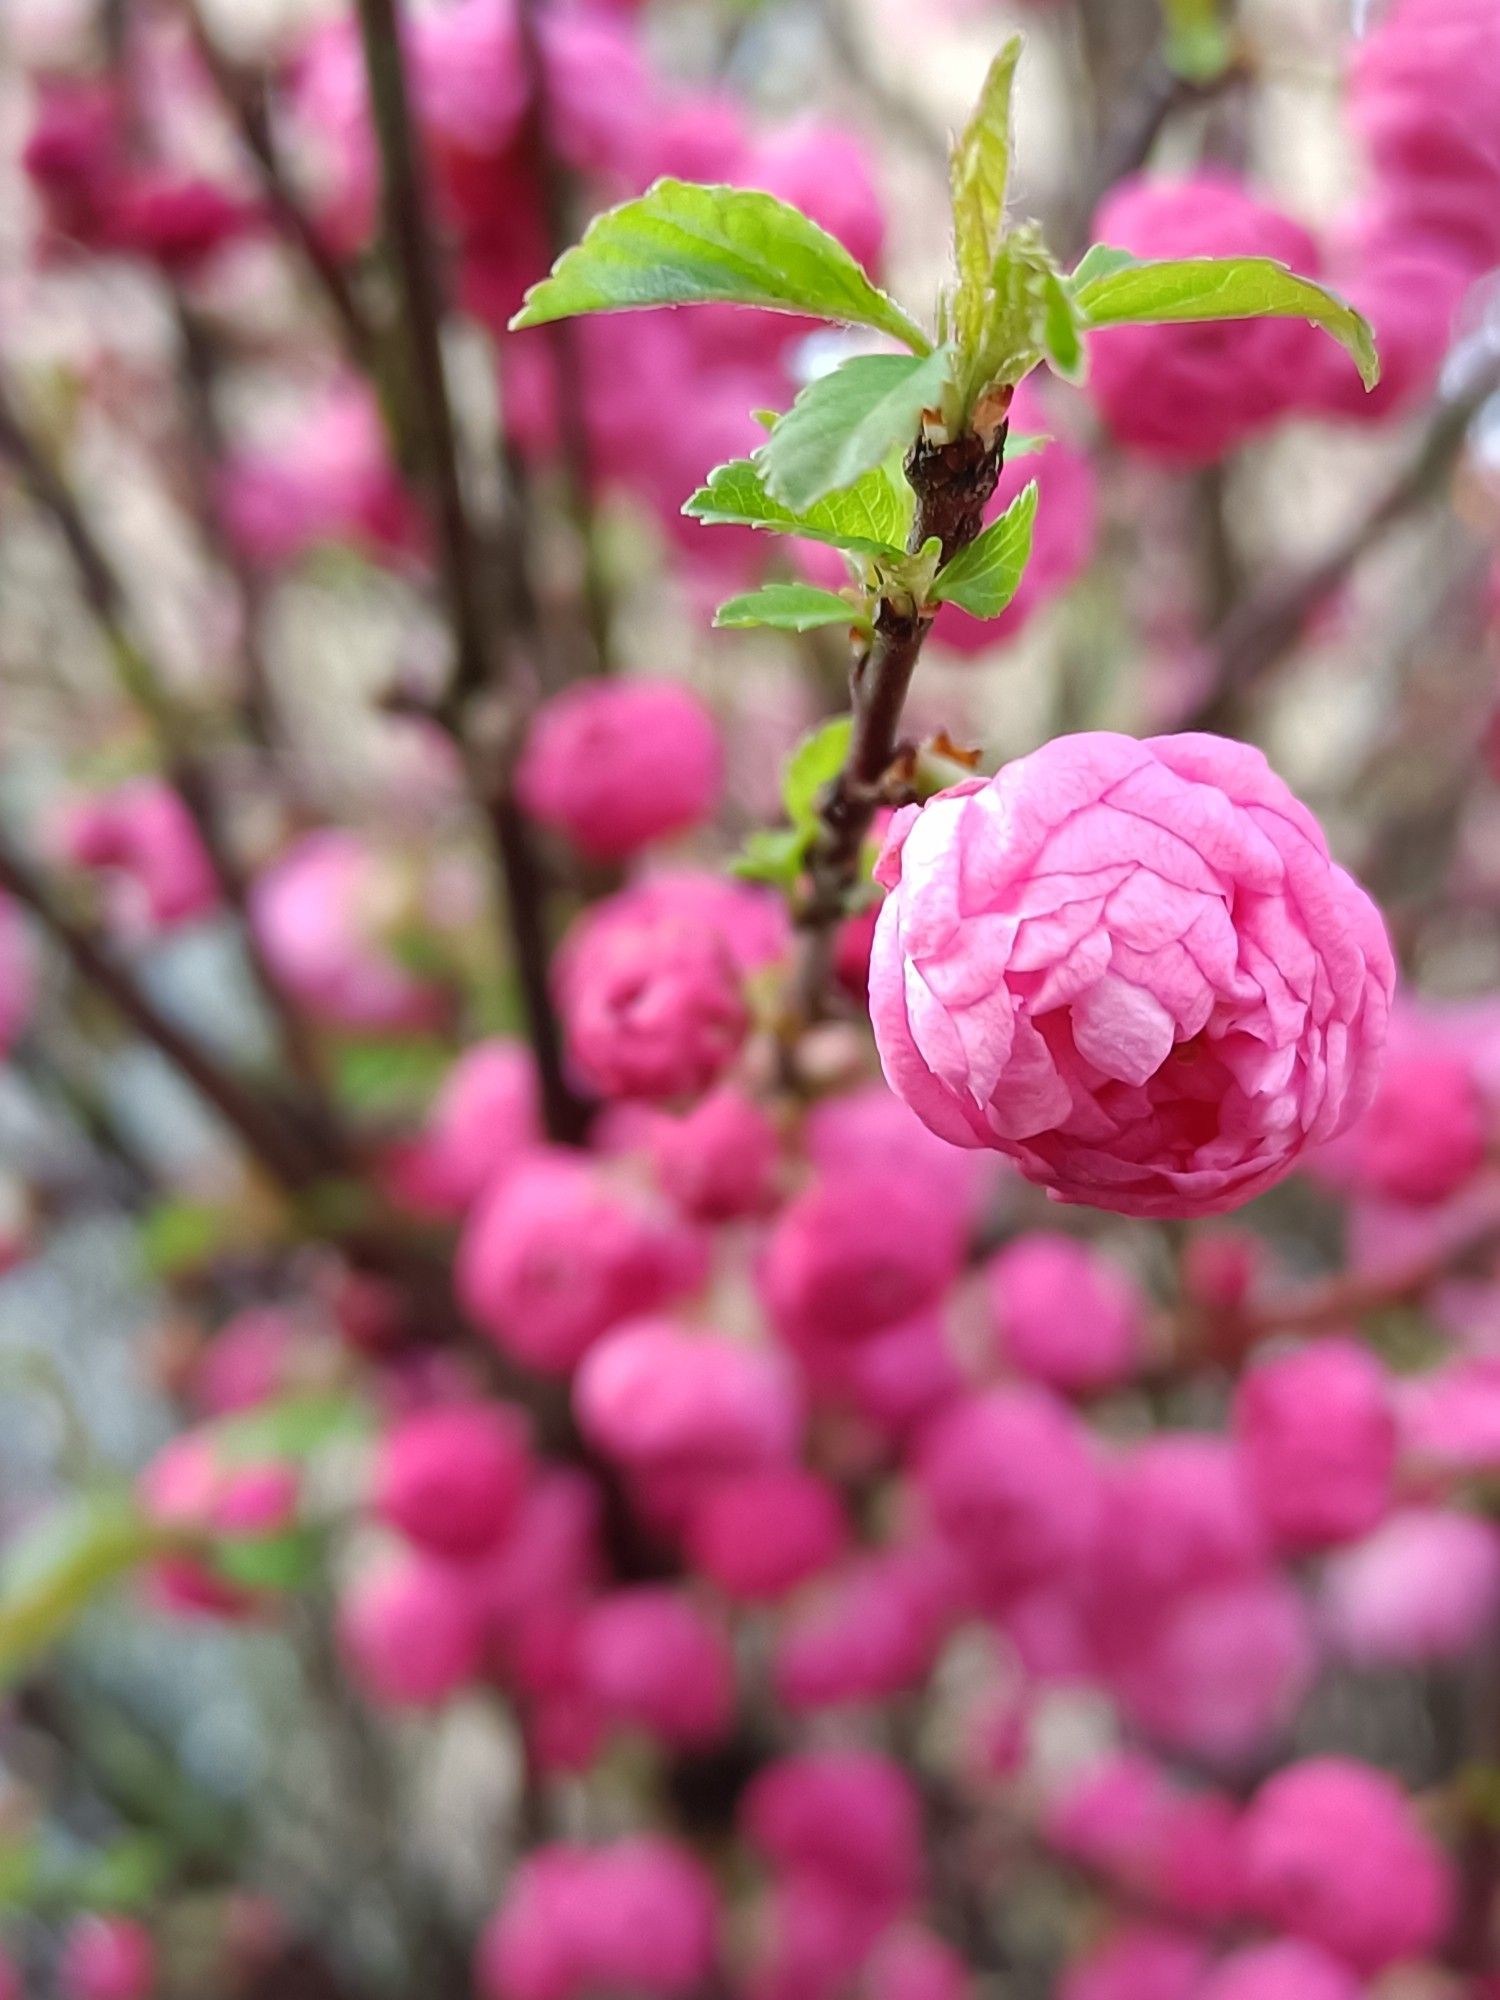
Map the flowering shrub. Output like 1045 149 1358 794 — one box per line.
0 1 1498 1998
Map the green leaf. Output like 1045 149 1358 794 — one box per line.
67 1834 172 1913
1038 265 1086 383
950 36 1024 347
1070 243 1138 288
931 479 1039 618
1075 256 1380 388
332 1035 451 1116
756 348 954 512
214 1392 372 1466
684 456 908 558
1161 0 1234 79
0 1495 164 1682
138 1196 228 1280
212 1528 319 1594
784 718 853 827
511 179 931 354
730 827 810 891
714 583 866 633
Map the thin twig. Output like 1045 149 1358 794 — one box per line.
0 839 328 1192
353 0 586 1143
1191 348 1500 727
792 424 1008 1027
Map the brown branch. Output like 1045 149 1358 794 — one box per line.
792 424 1008 1025
1241 1206 1500 1338
1190 347 1500 728
180 1 378 375
0 838 328 1192
352 0 587 1144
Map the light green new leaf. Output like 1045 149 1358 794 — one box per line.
784 717 853 827
714 583 867 633
1038 266 1086 383
0 1494 165 1683
756 348 954 511
931 479 1038 618
1075 256 1380 388
684 456 908 558
1070 243 1138 290
730 827 809 891
950 35 1023 335
511 179 931 353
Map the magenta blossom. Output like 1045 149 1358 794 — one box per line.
986 1232 1146 1394
1194 1942 1363 2000
338 1555 484 1708
575 1317 801 1478
1087 175 1330 461
1232 1338 1396 1553
371 1403 531 1561
59 1917 157 2000
868 732 1393 1219
1058 1925 1210 2000
53 779 218 933
517 678 722 862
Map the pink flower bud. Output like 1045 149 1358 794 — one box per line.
338 1555 483 1707
1324 1046 1488 1206
1107 1573 1314 1763
804 1082 995 1232
576 1318 800 1477
372 1403 530 1561
686 1466 849 1601
1044 1752 1243 1923
916 1387 1101 1604
986 1232 1145 1394
396 1039 541 1215
457 1151 706 1373
476 1837 719 2000
250 831 441 1033
761 1170 965 1346
60 1918 156 2000
558 894 750 1102
575 1587 735 1747
1194 1942 1364 2000
190 1306 300 1416
1321 1507 1500 1666
649 1086 781 1220
1087 175 1328 461
138 1432 300 1622
1233 1339 1396 1552
743 1750 922 1914
475 1467 604 1658
517 679 722 862
1348 0 1500 272
748 1878 884 2000
838 1310 967 1444
772 1543 963 1710
54 779 217 932
1181 1230 1262 1316
1058 1926 1210 2000
869 734 1393 1218
1238 1756 1454 1971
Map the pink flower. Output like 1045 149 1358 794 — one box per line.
869 732 1394 1218
558 893 751 1102
1106 1572 1314 1763
575 1317 800 1478
1085 1437 1266 1633
517 679 722 862
392 1039 541 1216
190 1306 299 1416
250 831 442 1033
457 1150 706 1373
986 1232 1145 1393
1233 1339 1396 1552
474 1467 603 1656
931 383 1097 654
53 779 218 932
576 1587 734 1747
648 1086 782 1220
1348 0 1500 273
772 1543 961 1710
1313 1036 1487 1207
60 1918 157 2000
836 1310 967 1444
804 1082 996 1231
1321 1507 1500 1666
1086 175 1329 461
743 1750 922 1915
0 897 35 1054
915 1386 1102 1605
1237 1756 1455 1971
1045 1752 1243 1924
475 1838 719 2000
371 1403 531 1561
761 1168 966 1346
220 381 418 568
338 1555 483 1707
1194 1942 1364 2000
1058 1926 1210 2000
686 1466 849 1601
